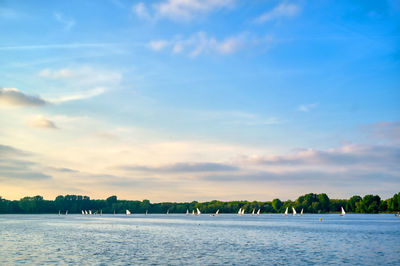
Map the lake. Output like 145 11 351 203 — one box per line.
0 214 399 265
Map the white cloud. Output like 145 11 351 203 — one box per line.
50 87 106 103
148 32 270 57
38 66 122 103
39 68 74 78
298 103 318 112
134 0 234 22
54 12 75 31
38 66 121 84
28 115 58 129
149 40 169 51
255 3 300 23
133 2 151 20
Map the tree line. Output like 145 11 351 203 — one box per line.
0 192 399 214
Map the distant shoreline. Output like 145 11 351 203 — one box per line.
1 192 399 214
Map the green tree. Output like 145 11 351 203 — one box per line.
318 193 330 212
347 195 362 212
272 198 282 213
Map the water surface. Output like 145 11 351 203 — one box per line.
0 214 399 265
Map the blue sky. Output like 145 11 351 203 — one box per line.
0 0 399 201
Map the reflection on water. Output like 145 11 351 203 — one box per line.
0 214 399 265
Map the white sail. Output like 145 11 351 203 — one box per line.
100 210 102 216
81 210 84 215
89 210 92 215
192 210 195 215
252 209 255 216
241 208 245 215
166 210 169 215
284 207 288 216
292 207 297 216
85 210 88 215
186 209 189 215
238 208 242 216
113 210 115 215
257 209 260 216
126 209 131 215
65 210 68 215
196 208 201 216
300 208 303 216
341 207 346 216
216 209 219 215
146 210 148 215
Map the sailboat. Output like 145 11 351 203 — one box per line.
340 207 346 216
100 210 102 216
196 208 201 216
145 210 148 215
89 210 92 215
238 208 242 216
113 210 115 215
292 207 297 216
251 209 255 216
300 209 303 216
284 207 288 216
257 209 260 216
166 210 169 215
58 210 61 216
241 208 245 215
81 210 84 215
192 210 195 215
126 209 131 215
65 210 68 215
85 210 88 215
186 209 189 215
210 209 219 216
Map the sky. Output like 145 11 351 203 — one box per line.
0 0 399 202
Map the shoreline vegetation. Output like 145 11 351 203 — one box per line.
0 193 399 214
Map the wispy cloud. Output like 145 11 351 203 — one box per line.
245 144 400 171
38 66 122 103
50 87 106 103
54 12 76 31
133 2 151 20
255 3 301 23
0 88 47 107
119 162 239 173
38 66 122 84
198 143 400 198
0 144 29 158
202 170 399 185
133 0 234 22
297 103 318 112
28 115 58 129
148 32 273 57
364 121 400 145
198 110 281 126
0 43 116 51
149 40 169 51
0 144 51 181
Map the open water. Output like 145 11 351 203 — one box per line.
0 214 399 265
